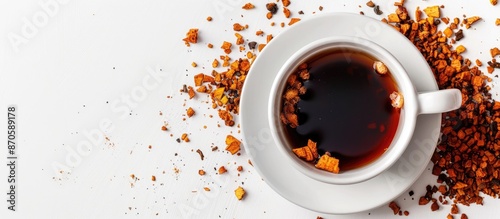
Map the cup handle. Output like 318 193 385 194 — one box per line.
417 89 462 114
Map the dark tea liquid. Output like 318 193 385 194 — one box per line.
285 48 400 171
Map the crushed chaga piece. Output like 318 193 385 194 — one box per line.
423 6 440 18
266 34 273 43
235 33 244 45
248 41 257 50
196 149 204 160
492 0 498 5
366 1 375 7
282 0 290 7
242 3 255 10
248 159 253 166
218 166 227 174
182 28 199 46
460 214 468 219
388 13 400 23
419 196 430 205
283 7 291 18
288 18 301 26
430 201 439 211
258 43 266 52
255 30 264 36
315 153 340 173
447 214 454 219
455 29 464 41
225 135 241 155
187 107 195 117
218 109 235 126
181 133 190 142
198 169 205 175
292 139 319 161
456 45 466 54
451 204 459 214
464 16 481 29
266 12 273 19
191 62 197 67
203 187 210 191
490 47 500 57
443 27 453 38
193 73 205 86
233 23 246 31
403 211 409 216
151 175 156 181
221 41 232 54
475 59 483 66
237 166 243 172
234 186 245 200
487 66 495 73
388 201 400 215
390 91 404 108
374 61 388 74
207 43 213 48
319 6 323 11
266 2 278 14
496 18 500 26
206 16 212 22
212 59 219 68
374 5 383 15
161 125 168 131
188 86 195 99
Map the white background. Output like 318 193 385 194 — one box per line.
1 0 500 218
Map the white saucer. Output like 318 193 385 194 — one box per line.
240 13 441 214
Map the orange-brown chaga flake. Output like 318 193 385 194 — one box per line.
258 43 266 52
206 16 212 21
288 18 301 26
225 135 241 155
198 169 206 176
191 62 197 67
490 47 500 57
315 153 340 173
221 41 232 54
388 201 400 215
181 133 190 142
182 28 198 47
188 86 195 99
218 166 227 174
464 16 481 29
423 6 440 18
292 139 318 161
282 0 290 7
234 186 245 200
186 107 195 118
161 125 168 131
242 3 255 10
207 43 214 48
151 175 156 181
283 7 291 18
266 34 273 43
492 0 498 5
266 12 273 19
237 166 243 172
255 30 264 36
235 33 244 45
496 18 500 26
233 23 246 31
194 73 204 86
212 59 219 68
203 187 211 191
218 109 235 126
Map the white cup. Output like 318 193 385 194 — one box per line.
269 36 462 185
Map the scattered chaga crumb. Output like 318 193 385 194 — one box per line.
280 22 285 27
298 10 304 14
206 16 212 21
196 149 204 160
423 6 440 18
151 175 156 181
464 16 481 29
388 201 400 215
225 135 241 155
255 30 264 36
266 3 278 14
496 18 500 26
316 217 323 219
455 29 464 41
248 41 257 50
207 43 213 48
270 22 275 26
403 211 409 216
182 28 198 47
283 7 291 18
366 1 375 7
161 125 168 131
130 174 136 180
266 34 273 43
191 62 197 67
181 133 190 142
233 23 245 31
203 187 210 191
447 214 454 219
460 214 468 219
218 110 235 126
248 159 253 166
258 43 266 52
266 12 273 19
235 33 244 45
212 59 219 68
487 66 495 73
221 41 232 54
211 146 218 151
292 139 318 161
234 186 245 200
456 45 466 54
288 18 301 25
315 153 340 173
430 201 439 211
475 59 483 66
492 0 498 5
198 169 205 176
282 0 290 7
242 3 255 10
419 196 430 205
491 47 500 57
451 204 459 214
237 166 243 172
319 6 323 11
188 86 195 99
374 5 383 15
218 166 227 174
